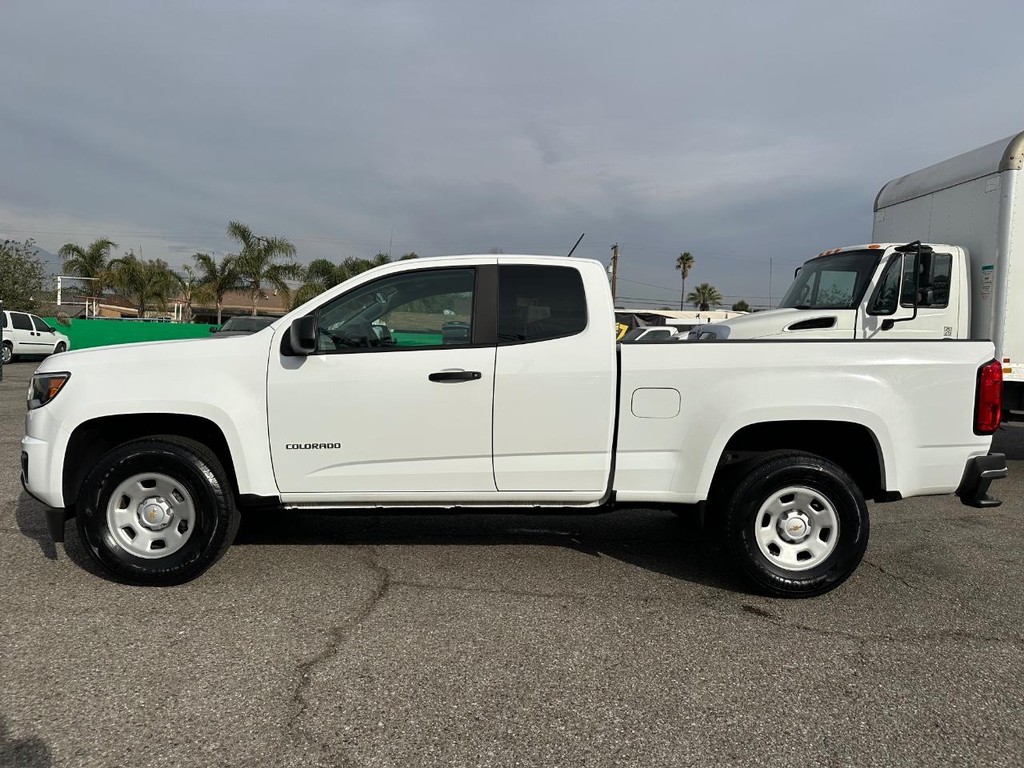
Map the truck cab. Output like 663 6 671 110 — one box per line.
689 242 970 341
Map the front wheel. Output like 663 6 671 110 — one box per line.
76 436 240 585
722 452 869 598
53 342 67 354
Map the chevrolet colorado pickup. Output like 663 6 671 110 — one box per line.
21 255 1006 596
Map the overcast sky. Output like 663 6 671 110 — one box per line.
2 0 1022 309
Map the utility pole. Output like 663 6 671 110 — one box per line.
610 243 619 302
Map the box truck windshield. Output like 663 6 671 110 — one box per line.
780 250 883 309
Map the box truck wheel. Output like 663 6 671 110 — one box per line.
723 451 869 598
76 436 240 585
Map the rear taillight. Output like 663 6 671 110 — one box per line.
975 360 1003 434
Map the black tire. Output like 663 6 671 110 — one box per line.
1 342 13 364
76 436 240 585
53 342 67 354
722 451 869 598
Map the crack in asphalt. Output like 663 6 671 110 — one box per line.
738 603 1023 647
386 579 602 602
860 557 947 600
279 546 391 768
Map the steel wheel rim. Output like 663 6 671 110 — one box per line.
753 485 840 572
106 472 197 559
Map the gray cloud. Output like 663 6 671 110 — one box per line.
1 0 1022 307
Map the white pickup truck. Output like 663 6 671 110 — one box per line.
21 255 1006 596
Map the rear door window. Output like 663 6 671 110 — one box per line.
10 312 32 331
497 265 587 344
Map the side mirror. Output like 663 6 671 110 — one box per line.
288 316 318 355
209 327 218 334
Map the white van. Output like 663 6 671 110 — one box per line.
1 310 71 363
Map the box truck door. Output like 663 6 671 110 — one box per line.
860 251 959 339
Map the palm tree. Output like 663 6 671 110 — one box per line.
289 258 344 310
337 256 375 281
306 258 344 290
174 265 201 323
58 237 118 291
192 252 241 324
290 253 395 311
686 282 723 311
107 253 178 318
227 220 301 315
675 251 695 311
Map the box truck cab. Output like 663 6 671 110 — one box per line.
690 130 1024 417
688 242 970 342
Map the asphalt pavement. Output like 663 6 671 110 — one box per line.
0 360 1021 768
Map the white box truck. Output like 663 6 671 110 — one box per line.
687 130 1024 418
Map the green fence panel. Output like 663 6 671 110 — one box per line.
44 319 219 350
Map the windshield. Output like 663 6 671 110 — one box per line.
779 250 883 310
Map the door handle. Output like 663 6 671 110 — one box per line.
428 370 482 383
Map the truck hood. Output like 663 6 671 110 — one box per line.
689 308 851 340
35 331 272 375
30 329 276 432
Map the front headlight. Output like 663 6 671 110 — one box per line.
28 372 71 410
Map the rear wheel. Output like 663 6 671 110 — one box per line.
1 342 12 364
722 452 869 597
76 436 240 585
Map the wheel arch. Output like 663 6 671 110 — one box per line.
712 420 888 502
63 414 239 512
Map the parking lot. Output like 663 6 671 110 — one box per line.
0 359 1021 768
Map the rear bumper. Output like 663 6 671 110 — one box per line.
955 453 1007 508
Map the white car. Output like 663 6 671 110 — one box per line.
2 310 71 363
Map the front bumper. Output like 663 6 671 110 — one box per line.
955 453 1007 508
20 457 69 542
22 405 72 543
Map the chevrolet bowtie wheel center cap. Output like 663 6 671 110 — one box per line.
138 498 174 531
779 512 810 542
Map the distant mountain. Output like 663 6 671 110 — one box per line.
0 236 64 277
33 246 63 277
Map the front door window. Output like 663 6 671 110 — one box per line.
315 268 477 352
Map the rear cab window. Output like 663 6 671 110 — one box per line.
497 265 587 344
